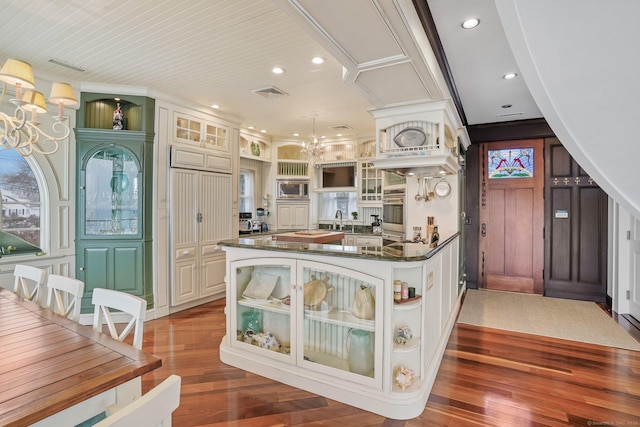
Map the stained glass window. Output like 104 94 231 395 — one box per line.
488 147 534 179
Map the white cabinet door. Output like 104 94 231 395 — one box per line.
170 169 231 306
229 258 296 364
292 204 309 229
276 204 293 229
201 255 226 297
297 260 383 389
276 203 309 230
358 160 382 205
174 111 229 152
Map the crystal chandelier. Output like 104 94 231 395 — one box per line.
301 116 324 163
0 58 78 157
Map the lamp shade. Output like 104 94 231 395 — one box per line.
49 82 78 106
22 90 48 113
0 59 36 89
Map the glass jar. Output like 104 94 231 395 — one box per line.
241 310 262 336
347 329 374 377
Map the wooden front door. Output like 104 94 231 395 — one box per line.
478 139 544 294
544 138 608 301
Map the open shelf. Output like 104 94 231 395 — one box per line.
238 298 291 315
304 307 376 331
393 336 420 353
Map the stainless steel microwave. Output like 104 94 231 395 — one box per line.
276 180 309 199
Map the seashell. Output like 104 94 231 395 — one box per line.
394 366 415 390
252 332 280 351
304 275 334 309
394 324 413 345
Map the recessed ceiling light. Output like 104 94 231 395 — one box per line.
312 57 325 64
501 104 513 108
248 125 254 129
461 18 480 29
114 97 120 101
336 133 342 137
260 129 267 133
272 67 285 74
211 104 220 109
503 72 518 80
293 133 299 137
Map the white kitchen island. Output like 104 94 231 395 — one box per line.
218 234 463 420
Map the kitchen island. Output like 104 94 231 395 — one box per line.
218 233 463 420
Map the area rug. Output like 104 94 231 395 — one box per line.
458 289 640 351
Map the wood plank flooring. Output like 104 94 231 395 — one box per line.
140 299 640 426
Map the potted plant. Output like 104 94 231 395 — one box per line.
351 212 358 220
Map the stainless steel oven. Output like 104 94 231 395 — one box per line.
382 189 405 237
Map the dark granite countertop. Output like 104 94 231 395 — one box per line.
219 232 460 262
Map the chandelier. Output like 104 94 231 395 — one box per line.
301 116 324 163
0 58 78 157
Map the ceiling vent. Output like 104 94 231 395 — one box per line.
252 86 289 99
330 124 353 131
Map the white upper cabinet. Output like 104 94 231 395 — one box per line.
174 111 229 153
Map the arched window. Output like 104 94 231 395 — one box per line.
0 150 42 255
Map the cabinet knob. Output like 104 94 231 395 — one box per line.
79 267 85 271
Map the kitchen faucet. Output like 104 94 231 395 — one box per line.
334 210 343 230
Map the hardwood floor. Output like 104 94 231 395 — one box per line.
140 299 640 426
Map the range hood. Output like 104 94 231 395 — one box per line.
370 101 469 177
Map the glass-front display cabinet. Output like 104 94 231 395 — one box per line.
298 261 383 388
230 259 296 364
82 146 141 237
229 258 383 388
75 93 155 311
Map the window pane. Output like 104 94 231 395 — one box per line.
239 170 254 213
0 149 42 252
318 192 357 220
488 147 534 179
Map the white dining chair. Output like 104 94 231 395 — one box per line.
92 375 181 427
45 274 85 322
13 264 47 305
92 288 147 350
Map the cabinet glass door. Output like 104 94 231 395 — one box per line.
298 261 382 388
83 146 141 237
359 161 382 203
232 259 295 362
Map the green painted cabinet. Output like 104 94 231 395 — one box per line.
75 93 155 312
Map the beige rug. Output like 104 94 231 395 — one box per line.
458 289 640 351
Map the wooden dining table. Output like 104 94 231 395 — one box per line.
0 287 162 426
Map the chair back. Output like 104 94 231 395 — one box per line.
13 264 47 305
45 274 85 322
93 375 181 427
92 288 147 350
